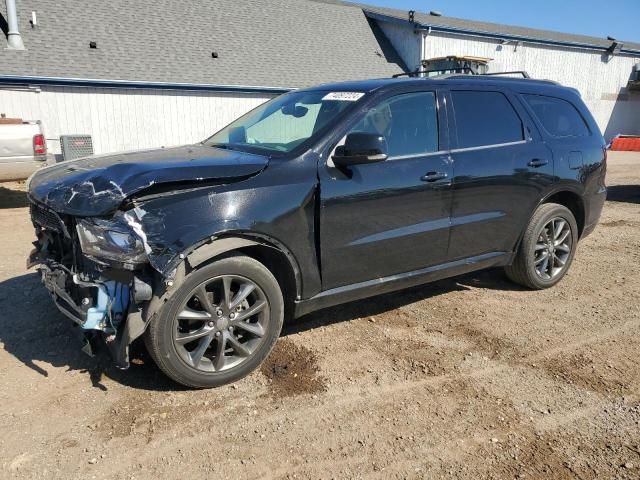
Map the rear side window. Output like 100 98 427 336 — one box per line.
451 91 524 149
523 94 590 138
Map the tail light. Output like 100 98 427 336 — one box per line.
600 147 607 185
33 134 47 157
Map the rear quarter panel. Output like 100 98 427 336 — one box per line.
516 85 607 235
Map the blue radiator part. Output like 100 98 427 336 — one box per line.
84 281 130 331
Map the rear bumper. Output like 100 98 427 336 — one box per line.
0 158 47 181
582 186 607 239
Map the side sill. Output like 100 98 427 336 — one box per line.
293 252 512 318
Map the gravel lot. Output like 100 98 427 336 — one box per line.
0 152 639 479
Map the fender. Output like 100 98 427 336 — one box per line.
127 170 322 297
186 237 259 268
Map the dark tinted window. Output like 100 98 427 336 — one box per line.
350 92 438 157
523 94 590 137
451 91 524 148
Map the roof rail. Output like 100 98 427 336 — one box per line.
443 74 560 85
392 67 474 78
483 71 530 78
393 69 534 79
390 69 563 85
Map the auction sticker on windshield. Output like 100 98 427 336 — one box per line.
322 92 365 101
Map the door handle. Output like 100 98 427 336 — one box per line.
421 171 448 182
528 159 548 168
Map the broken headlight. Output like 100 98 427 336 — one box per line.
76 214 148 265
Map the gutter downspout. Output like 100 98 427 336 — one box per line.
5 0 25 50
416 26 431 77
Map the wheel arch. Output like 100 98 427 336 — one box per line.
185 233 302 317
512 187 586 256
541 190 585 238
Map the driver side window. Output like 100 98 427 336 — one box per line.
350 92 439 158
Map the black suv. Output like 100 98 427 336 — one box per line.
27 75 607 388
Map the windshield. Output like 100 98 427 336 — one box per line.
204 90 364 154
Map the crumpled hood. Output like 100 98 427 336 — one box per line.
28 145 269 216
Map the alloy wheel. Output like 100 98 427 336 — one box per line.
533 217 573 280
173 275 269 372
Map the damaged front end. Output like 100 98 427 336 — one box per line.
24 145 270 369
28 201 155 369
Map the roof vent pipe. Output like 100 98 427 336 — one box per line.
5 0 25 49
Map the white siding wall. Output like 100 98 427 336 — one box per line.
422 32 640 140
0 86 273 156
378 21 422 71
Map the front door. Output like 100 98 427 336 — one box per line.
319 90 452 290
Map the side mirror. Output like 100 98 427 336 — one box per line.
332 132 388 168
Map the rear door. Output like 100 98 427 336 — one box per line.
318 89 452 289
446 88 554 260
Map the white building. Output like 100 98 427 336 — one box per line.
367 6 640 141
1 0 638 158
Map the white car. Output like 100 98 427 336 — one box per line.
0 119 49 181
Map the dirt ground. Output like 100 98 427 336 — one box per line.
0 152 639 480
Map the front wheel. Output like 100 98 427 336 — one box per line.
145 255 284 388
505 203 578 290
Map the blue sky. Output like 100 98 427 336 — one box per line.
352 0 640 42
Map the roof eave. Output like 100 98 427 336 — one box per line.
364 10 640 56
0 75 294 94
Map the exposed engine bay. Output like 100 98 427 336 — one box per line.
28 201 154 368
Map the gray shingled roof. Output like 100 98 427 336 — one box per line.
0 0 405 89
352 2 640 52
3 0 637 90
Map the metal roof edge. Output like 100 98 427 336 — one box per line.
364 10 640 56
0 75 293 94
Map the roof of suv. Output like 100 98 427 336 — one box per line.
310 75 570 95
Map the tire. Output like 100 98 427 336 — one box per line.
505 203 578 290
145 255 284 388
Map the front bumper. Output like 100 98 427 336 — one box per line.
37 261 131 331
39 263 88 326
35 258 142 369
28 200 148 369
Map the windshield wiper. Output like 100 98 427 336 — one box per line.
208 143 235 150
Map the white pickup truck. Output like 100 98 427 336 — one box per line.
0 119 49 181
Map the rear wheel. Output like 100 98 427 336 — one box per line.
145 255 284 388
505 203 578 289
